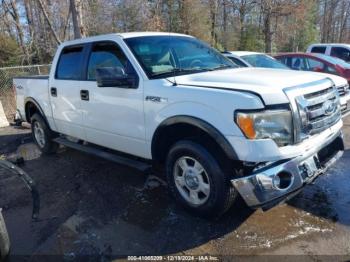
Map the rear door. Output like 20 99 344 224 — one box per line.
49 45 87 139
79 40 147 158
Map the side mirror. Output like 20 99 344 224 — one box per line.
96 67 138 88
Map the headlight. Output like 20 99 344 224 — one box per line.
236 110 293 147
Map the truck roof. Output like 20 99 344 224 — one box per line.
309 43 350 48
60 32 193 47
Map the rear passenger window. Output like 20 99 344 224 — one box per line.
311 46 326 54
56 46 84 80
87 42 131 80
331 47 350 62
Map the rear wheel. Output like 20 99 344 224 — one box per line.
166 140 237 218
31 113 58 154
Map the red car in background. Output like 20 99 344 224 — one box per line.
274 53 350 85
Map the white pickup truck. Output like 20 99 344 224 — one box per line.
14 32 344 217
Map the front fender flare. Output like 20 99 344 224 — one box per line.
152 115 238 161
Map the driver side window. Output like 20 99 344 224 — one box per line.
87 42 132 81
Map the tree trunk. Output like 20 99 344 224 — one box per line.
239 6 246 50
209 0 218 46
70 0 86 39
339 2 350 42
321 0 328 42
37 0 61 44
62 3 71 40
23 0 33 38
264 12 272 53
222 0 228 50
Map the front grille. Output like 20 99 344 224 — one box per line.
296 86 341 135
337 85 348 97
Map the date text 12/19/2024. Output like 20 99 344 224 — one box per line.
127 256 219 261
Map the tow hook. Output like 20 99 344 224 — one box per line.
0 159 40 259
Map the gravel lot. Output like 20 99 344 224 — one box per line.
1 117 350 261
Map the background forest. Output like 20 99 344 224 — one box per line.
0 0 350 67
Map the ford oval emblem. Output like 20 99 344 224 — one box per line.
323 100 335 116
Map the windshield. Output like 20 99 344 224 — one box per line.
124 36 235 79
314 53 350 69
242 54 289 69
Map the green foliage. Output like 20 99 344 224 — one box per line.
0 35 21 67
278 1 319 52
295 2 319 52
239 25 265 52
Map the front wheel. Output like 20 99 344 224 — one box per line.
31 113 58 154
166 140 237 218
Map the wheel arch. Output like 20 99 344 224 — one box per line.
24 97 48 124
151 115 238 168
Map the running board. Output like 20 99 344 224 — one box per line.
53 137 152 172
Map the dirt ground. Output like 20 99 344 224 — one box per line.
1 117 350 261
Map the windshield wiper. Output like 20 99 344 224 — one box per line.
206 64 234 71
151 68 209 78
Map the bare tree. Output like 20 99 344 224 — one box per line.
260 0 292 53
70 0 85 39
208 0 219 46
36 0 61 44
231 0 256 50
2 0 30 63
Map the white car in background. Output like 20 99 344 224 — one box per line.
222 51 289 69
223 51 350 116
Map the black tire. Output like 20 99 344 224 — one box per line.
166 140 237 218
31 113 58 154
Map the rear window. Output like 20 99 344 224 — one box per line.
227 57 248 67
310 46 326 54
56 46 84 80
241 54 289 69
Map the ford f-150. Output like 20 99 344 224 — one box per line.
13 32 344 217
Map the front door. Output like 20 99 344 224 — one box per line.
80 40 147 158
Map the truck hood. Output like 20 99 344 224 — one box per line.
311 72 348 87
171 68 331 105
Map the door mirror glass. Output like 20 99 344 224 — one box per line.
96 67 138 88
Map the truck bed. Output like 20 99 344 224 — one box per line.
13 76 50 123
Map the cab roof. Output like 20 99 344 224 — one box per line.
309 43 350 48
59 32 193 47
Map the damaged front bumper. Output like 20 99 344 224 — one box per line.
340 94 350 117
231 131 344 210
